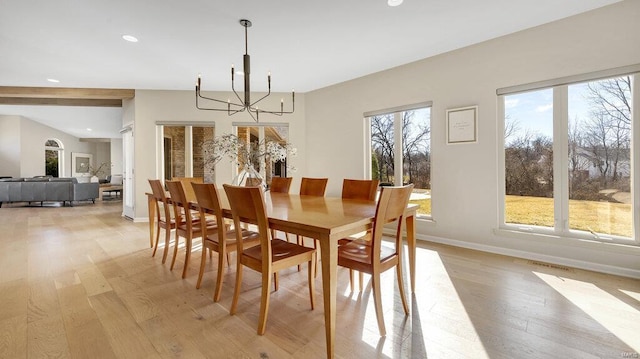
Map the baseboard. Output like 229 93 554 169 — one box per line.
417 233 640 279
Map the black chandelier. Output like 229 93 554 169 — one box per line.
195 19 295 122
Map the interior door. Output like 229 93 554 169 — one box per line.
122 126 135 219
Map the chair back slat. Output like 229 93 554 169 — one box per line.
269 177 293 193
341 179 380 201
223 184 271 258
299 177 328 196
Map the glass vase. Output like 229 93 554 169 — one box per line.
232 164 266 189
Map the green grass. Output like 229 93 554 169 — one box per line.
408 198 431 216
506 195 632 238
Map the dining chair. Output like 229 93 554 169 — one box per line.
340 178 380 288
268 177 293 240
299 177 328 196
148 179 178 263
338 184 413 336
191 183 260 302
269 176 292 193
341 178 380 201
223 184 316 335
166 180 218 278
296 177 329 273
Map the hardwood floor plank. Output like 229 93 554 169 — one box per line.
27 313 72 358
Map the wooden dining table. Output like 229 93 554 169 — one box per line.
146 190 418 359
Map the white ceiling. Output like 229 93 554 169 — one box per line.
0 0 621 138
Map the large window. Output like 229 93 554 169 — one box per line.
160 124 215 182
367 104 431 217
501 72 637 243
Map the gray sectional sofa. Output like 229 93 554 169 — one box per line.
0 177 99 207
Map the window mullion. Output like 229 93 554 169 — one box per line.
553 86 569 234
633 75 639 243
394 112 403 186
497 96 507 226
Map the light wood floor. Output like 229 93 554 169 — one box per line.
1 201 639 358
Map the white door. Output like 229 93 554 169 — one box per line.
122 126 135 219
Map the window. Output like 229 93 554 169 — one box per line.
234 124 290 187
160 125 215 182
500 72 637 243
45 139 63 177
367 104 432 217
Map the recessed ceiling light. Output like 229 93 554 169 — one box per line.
87 128 93 132
47 78 60 83
122 35 138 43
388 0 403 6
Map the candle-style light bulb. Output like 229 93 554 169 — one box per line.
197 74 201 89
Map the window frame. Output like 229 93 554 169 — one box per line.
365 101 433 220
497 70 639 246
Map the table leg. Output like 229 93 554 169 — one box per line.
147 194 155 248
406 213 416 292
319 235 337 359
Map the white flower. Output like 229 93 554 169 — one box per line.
202 133 296 171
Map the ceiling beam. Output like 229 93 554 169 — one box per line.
0 97 123 107
0 86 134 106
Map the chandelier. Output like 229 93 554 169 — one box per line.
195 19 295 122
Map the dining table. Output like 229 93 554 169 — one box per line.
146 190 418 359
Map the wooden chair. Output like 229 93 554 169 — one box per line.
166 180 218 278
148 179 179 263
340 178 381 287
172 177 203 203
299 177 328 196
268 177 293 240
269 177 292 193
296 177 329 273
341 178 380 201
338 184 413 336
191 183 260 302
223 184 316 335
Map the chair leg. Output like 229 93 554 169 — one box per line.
230 263 243 315
296 235 303 271
273 272 279 291
308 254 315 310
257 270 273 335
349 269 354 292
371 272 386 336
170 232 180 270
151 223 161 257
161 227 171 264
196 246 207 289
226 253 231 268
181 237 192 278
359 271 364 292
396 262 409 315
213 250 226 302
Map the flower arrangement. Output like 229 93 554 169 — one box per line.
202 133 296 170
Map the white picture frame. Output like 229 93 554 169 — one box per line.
446 105 478 144
71 152 93 177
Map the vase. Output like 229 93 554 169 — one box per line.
232 164 265 189
90 175 99 183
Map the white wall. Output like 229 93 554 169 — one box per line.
0 116 96 177
94 142 111 179
0 115 21 177
130 89 306 220
305 1 640 276
110 138 123 176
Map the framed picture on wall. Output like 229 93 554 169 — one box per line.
446 105 478 144
71 152 92 177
